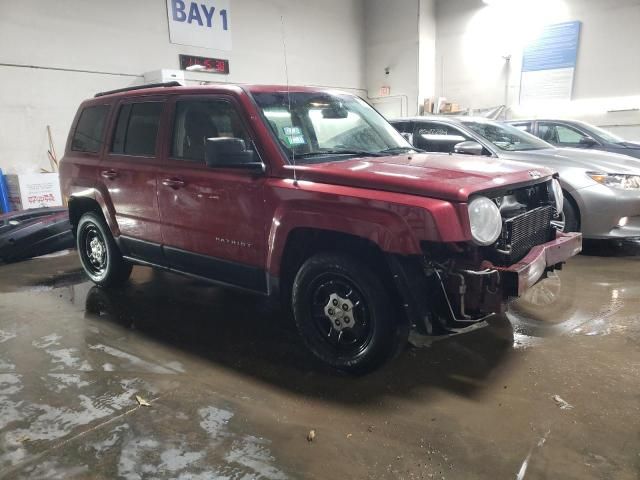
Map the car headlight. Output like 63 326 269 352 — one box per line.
587 172 640 190
468 196 502 246
551 178 564 214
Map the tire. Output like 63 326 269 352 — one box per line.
561 198 579 232
291 252 404 374
76 212 132 287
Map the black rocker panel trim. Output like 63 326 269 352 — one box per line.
119 236 164 265
118 236 269 294
163 246 267 293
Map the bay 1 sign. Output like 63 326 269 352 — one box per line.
166 0 232 51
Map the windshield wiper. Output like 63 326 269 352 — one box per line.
377 146 424 154
297 149 383 158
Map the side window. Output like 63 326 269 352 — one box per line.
538 124 557 143
171 99 251 162
539 123 586 145
71 105 109 153
111 102 163 156
413 123 469 153
511 123 532 133
392 121 410 133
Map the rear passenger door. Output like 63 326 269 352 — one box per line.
102 97 166 264
156 95 267 292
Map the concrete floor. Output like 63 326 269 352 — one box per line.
0 247 638 479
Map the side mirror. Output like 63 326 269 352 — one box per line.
400 132 414 144
205 137 264 172
579 136 598 147
454 141 484 156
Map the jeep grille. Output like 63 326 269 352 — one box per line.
496 205 554 264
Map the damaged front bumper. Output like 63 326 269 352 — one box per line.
490 231 582 297
440 231 583 327
387 231 582 334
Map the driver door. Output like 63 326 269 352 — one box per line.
156 95 268 292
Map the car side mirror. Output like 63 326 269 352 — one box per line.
400 132 414 144
454 141 483 156
579 136 598 147
205 137 264 172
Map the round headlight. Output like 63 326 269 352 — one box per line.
551 178 564 214
468 196 502 246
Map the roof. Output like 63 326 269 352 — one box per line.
389 116 496 124
90 82 349 100
505 118 587 125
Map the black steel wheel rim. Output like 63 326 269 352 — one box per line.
82 223 107 276
308 273 373 357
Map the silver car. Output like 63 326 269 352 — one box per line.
390 117 640 240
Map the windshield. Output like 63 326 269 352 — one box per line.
251 91 415 163
583 123 625 144
461 120 552 152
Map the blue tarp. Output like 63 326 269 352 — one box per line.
0 169 11 213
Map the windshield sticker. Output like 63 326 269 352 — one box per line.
283 126 302 136
285 134 306 145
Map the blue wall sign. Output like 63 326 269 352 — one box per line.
520 21 581 102
522 21 581 72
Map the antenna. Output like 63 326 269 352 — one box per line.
280 15 298 186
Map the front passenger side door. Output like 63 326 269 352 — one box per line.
156 96 268 292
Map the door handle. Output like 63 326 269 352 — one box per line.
101 170 119 180
161 178 186 189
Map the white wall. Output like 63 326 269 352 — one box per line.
363 0 436 118
435 0 640 136
0 0 365 174
418 0 437 107
364 0 420 117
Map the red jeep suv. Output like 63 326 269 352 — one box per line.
60 82 582 372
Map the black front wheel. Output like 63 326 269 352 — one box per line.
77 212 132 287
292 253 404 374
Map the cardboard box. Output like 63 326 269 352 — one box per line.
440 102 453 113
5 173 63 211
422 98 434 114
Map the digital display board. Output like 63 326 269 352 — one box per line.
179 54 229 74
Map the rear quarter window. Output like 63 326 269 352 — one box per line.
71 105 110 153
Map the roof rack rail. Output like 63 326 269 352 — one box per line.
94 81 182 98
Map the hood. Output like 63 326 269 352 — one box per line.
619 141 640 149
292 153 553 202
500 147 640 174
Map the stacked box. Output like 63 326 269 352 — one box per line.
5 173 63 211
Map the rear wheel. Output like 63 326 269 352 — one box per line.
77 212 132 287
291 253 404 374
